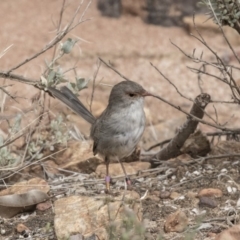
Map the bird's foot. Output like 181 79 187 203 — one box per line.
125 177 133 190
126 177 131 186
105 176 111 193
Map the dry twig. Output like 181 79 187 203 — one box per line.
153 93 211 163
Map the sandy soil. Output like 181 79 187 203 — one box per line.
1 1 240 239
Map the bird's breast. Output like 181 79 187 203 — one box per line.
92 99 146 159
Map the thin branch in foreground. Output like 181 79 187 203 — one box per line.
150 62 192 102
51 0 67 62
0 44 14 59
7 0 91 73
0 72 39 86
0 86 18 103
99 57 131 82
0 133 26 150
191 30 239 100
89 59 101 112
145 138 172 151
150 62 218 125
171 36 240 103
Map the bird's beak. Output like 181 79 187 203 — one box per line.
141 90 152 97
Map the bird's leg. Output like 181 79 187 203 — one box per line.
119 160 131 187
105 156 111 192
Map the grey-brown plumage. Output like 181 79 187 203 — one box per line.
49 80 151 191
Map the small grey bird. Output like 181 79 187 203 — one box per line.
49 81 151 191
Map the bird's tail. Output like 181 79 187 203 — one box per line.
48 86 95 125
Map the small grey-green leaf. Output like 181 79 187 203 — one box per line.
76 77 89 91
61 38 77 54
47 70 56 82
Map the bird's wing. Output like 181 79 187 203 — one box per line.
48 86 95 125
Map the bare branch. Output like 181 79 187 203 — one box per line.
0 132 26 150
150 62 192 102
153 93 211 162
90 60 101 112
0 86 18 103
99 57 131 81
0 72 39 86
7 0 91 73
51 0 67 61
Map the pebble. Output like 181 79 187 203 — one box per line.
198 188 223 198
199 196 217 208
164 210 188 233
170 192 181 200
160 191 170 199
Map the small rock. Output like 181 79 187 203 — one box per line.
198 188 223 198
169 192 181 200
147 195 160 202
175 154 192 163
186 191 197 199
152 191 160 196
43 160 60 178
75 187 87 194
207 232 217 238
164 210 188 233
143 218 157 229
69 234 84 240
16 223 29 233
221 168 228 173
180 130 211 157
54 191 142 239
36 201 52 211
199 197 217 209
229 168 237 174
236 198 240 208
159 191 170 199
187 191 199 207
215 224 240 240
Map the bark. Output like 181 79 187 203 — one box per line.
154 93 211 162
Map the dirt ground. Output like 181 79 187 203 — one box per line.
1 1 240 240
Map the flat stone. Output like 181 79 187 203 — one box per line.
164 210 188 233
54 191 142 240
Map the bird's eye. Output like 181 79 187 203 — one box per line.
129 93 135 97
